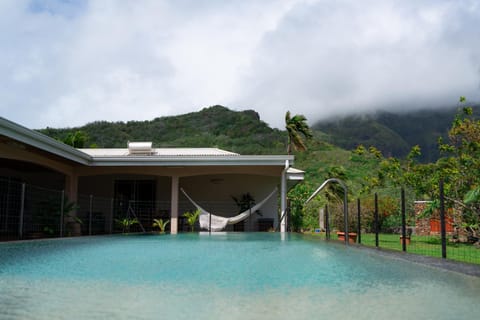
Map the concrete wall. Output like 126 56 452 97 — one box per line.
78 174 171 199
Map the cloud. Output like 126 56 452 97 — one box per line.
234 0 480 127
1 0 479 129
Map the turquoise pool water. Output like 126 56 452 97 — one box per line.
0 233 479 319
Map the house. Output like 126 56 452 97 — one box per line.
0 117 303 239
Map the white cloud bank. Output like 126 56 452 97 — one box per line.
1 0 479 129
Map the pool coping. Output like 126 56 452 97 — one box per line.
342 241 480 278
302 233 480 277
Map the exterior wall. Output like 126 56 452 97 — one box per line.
0 159 65 190
414 201 430 236
78 175 115 198
0 139 74 194
414 201 455 236
78 174 171 199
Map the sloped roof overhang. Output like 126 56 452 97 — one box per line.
0 117 91 165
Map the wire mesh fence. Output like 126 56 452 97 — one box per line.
0 178 174 240
315 187 480 265
0 178 271 241
0 177 24 240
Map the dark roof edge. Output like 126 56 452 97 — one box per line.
0 117 92 165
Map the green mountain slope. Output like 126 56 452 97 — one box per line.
39 105 287 155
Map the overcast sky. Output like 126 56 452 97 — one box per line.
1 0 480 129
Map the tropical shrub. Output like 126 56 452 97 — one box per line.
115 218 139 233
152 218 170 233
183 209 200 232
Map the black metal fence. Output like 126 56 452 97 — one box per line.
0 178 270 240
317 184 480 265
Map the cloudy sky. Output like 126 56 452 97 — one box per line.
1 0 480 129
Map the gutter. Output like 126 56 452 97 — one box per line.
89 155 295 167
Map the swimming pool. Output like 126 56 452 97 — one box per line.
0 233 479 319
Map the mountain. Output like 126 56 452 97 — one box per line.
39 104 475 163
38 105 287 155
312 107 473 162
312 115 411 158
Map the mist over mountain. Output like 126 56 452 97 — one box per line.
313 106 470 162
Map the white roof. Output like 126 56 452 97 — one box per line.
78 147 240 157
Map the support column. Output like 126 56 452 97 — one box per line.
170 175 179 234
65 173 78 204
280 160 289 233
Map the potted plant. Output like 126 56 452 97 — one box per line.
115 217 139 233
30 195 80 238
336 231 357 243
400 227 412 245
183 209 200 232
152 218 170 233
232 192 261 231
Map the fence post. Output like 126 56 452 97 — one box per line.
287 199 291 232
89 195 93 236
357 198 361 244
18 183 26 239
401 188 406 252
109 198 114 234
374 193 379 247
439 179 447 259
325 204 330 240
60 190 65 237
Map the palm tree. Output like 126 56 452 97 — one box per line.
285 111 313 154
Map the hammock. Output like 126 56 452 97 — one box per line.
180 188 277 231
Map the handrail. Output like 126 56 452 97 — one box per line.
305 178 349 245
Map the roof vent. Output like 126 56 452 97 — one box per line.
128 141 153 155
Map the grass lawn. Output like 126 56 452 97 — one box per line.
312 232 480 265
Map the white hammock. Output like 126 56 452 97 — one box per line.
180 188 277 231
